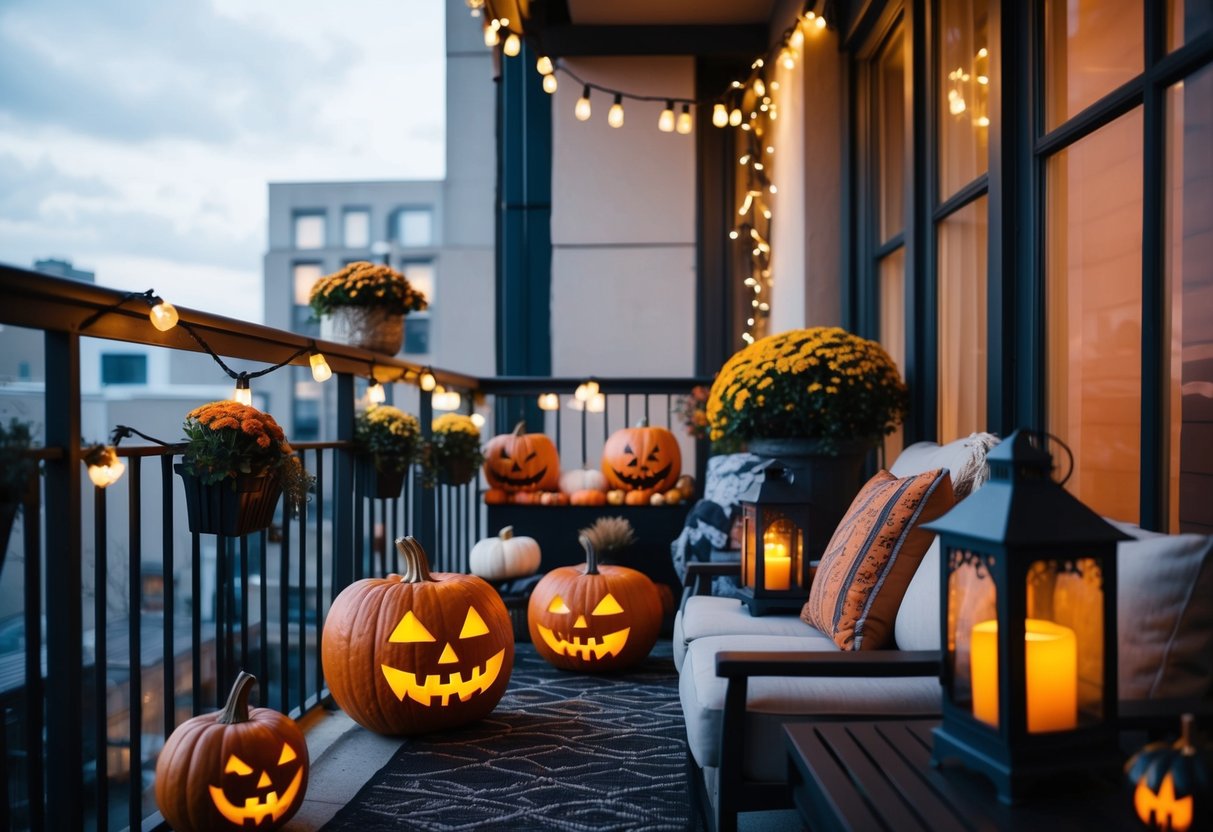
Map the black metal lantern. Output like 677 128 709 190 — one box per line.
738 461 813 616
922 430 1129 803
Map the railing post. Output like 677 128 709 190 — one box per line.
414 389 437 562
333 372 355 593
44 328 83 830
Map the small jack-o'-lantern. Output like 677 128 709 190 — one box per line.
155 672 308 832
483 421 560 492
601 419 681 493
1126 713 1211 832
322 537 515 735
527 535 662 672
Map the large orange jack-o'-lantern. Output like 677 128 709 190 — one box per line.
528 535 663 672
601 418 682 493
322 536 515 735
155 672 308 832
483 421 561 493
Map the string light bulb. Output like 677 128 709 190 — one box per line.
85 445 126 488
537 393 560 411
232 374 252 406
729 107 743 127
753 78 766 97
676 104 693 134
432 390 461 411
470 412 486 428
586 393 605 413
420 369 437 392
484 19 500 47
309 352 332 382
574 379 600 401
543 73 558 94
367 381 386 404
575 86 592 121
148 298 178 331
712 103 729 128
815 14 827 29
536 55 553 75
658 101 675 132
607 94 624 128
503 32 521 57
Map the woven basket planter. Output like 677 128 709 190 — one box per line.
358 460 408 499
176 464 282 537
320 306 404 355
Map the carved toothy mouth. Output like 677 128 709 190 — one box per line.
536 626 630 661
380 649 506 706
495 467 549 488
209 768 303 826
610 463 672 491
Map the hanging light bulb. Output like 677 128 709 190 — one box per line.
574 379 599 401
484 19 500 47
232 374 252 406
676 104 693 134
790 28 805 50
536 55 553 75
608 94 624 128
753 78 766 97
729 107 743 127
503 32 521 57
586 393 605 413
575 86 592 121
148 297 178 331
367 380 386 404
84 445 125 488
537 393 560 411
712 103 729 128
420 369 437 392
782 48 798 70
815 14 827 29
433 390 462 411
470 412 486 428
543 73 558 94
658 100 675 132
309 352 332 382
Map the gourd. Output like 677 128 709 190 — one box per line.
468 526 541 581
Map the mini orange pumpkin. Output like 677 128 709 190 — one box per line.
540 491 570 506
624 489 654 506
483 421 560 493
527 535 662 672
322 537 515 735
601 419 681 493
155 672 308 832
570 489 607 506
483 488 511 505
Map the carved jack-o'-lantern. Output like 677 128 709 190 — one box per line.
155 672 308 832
1126 714 1212 832
322 537 515 735
601 418 682 493
483 421 561 493
527 535 663 672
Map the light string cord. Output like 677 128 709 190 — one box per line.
110 424 173 447
78 289 162 331
176 318 310 382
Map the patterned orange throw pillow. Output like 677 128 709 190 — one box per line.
801 468 954 650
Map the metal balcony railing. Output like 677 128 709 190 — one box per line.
0 265 708 831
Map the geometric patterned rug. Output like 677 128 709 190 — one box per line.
321 641 696 832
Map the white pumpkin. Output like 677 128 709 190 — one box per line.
468 526 541 581
559 468 608 495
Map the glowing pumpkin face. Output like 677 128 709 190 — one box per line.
1125 714 1211 832
322 537 515 735
483 421 561 492
155 672 309 832
527 536 663 672
601 419 682 493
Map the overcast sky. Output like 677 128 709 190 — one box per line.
0 0 446 322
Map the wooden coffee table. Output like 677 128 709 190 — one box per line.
783 720 1140 831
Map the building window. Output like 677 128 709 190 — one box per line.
394 208 433 247
101 354 148 385
343 209 370 248
400 260 434 356
937 197 988 441
294 212 326 250
1044 0 1143 131
938 0 990 201
404 318 430 355
399 260 434 307
292 262 324 336
293 398 320 442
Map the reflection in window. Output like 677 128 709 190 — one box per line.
292 263 324 306
1046 109 1143 523
293 213 326 250
1045 0 1143 130
343 209 370 248
939 0 990 200
880 248 906 463
1166 66 1213 533
1169 0 1213 51
878 28 906 243
396 209 433 247
937 198 988 441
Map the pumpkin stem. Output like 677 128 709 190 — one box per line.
580 534 599 575
636 417 649 428
1181 713 1195 755
217 671 257 725
512 421 527 436
395 536 436 583
499 526 514 541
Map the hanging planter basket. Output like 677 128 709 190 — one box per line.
320 306 404 355
438 457 477 487
175 464 282 537
358 460 408 500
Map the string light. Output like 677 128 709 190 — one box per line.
712 103 729 128
676 104 693 134
574 379 599 401
420 369 437 392
658 101 675 132
470 412 486 428
543 74 558 94
309 350 332 382
536 55 553 75
232 373 252 406
537 393 560 411
607 94 624 128
728 107 743 127
84 444 125 488
503 31 521 56
367 380 386 404
432 390 462 411
483 18 500 47
575 86 592 121
149 298 178 331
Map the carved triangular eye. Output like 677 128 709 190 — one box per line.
592 593 624 615
623 444 634 456
225 755 253 775
278 743 297 766
461 606 489 638
547 596 571 614
389 610 436 643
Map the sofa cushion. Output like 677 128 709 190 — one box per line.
890 432 999 499
893 536 942 651
680 635 941 780
802 469 955 650
1112 519 1213 701
673 595 830 671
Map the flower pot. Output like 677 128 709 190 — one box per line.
320 306 404 355
437 458 476 487
176 464 282 536
359 461 407 499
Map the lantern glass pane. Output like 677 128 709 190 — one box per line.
742 504 758 590
1026 557 1104 730
947 548 998 725
760 514 801 591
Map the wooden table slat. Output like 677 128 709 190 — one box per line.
789 724 889 832
813 724 933 832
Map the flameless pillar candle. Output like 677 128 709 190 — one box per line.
763 543 792 590
970 618 1078 732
